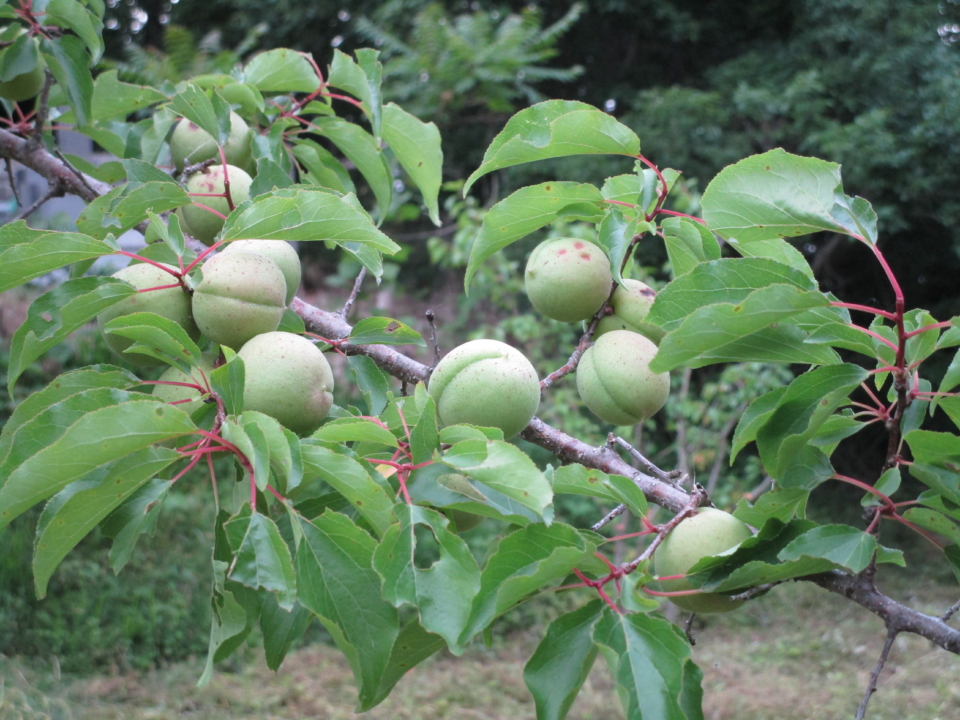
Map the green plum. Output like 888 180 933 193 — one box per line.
169 111 254 173
594 279 665 344
97 262 199 367
176 164 253 245
222 239 301 305
0 61 44 103
525 238 613 322
152 355 216 417
576 330 669 425
428 339 540 439
192 251 287 350
652 508 754 614
238 332 335 435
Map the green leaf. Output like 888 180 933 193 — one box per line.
606 474 648 518
733 488 809 528
210 356 245 417
804 322 880 358
0 398 195 529
550 464 622 504
363 620 446 710
40 34 93 125
662 216 721 278
459 523 594 643
409 394 439 465
382 103 442 225
349 316 426 347
597 207 636 286
312 118 392 222
441 439 553 519
347 355 390 416
101 181 191 233
33 446 178 598
701 149 850 244
730 386 787 462
904 430 960 469
241 411 302 494
407 464 540 527
830 191 878 244
754 364 867 481
225 511 297 609
91 69 165 120
312 417 399 448
372 505 481 652
901 508 960 545
146 211 185 259
524 600 602 720
295 511 399 709
220 187 400 259
727 237 815 279
465 181 603 291
328 49 382 135
170 84 222 144
465 100 640 194
0 223 115 292
199 554 262 686
863 468 901 507
141 106 177 165
103 311 202 371
291 139 353 194
222 420 267 491
100 477 170 573
43 0 104 64
777 524 883 573
250 157 295 198
299 443 395 537
649 284 831 373
945 545 960 585
244 48 320 93
260 595 312 672
6 277 135 393
592 609 703 720
908 464 960 506
0 32 40 82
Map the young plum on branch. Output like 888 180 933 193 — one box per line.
594 279 664 344
177 164 253 244
169 112 255 174
524 238 612 322
221 239 302 305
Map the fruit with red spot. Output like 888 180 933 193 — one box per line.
524 238 612 322
169 111 254 173
176 164 253 244
652 508 754 614
237 332 335 435
576 330 669 425
428 339 540 439
594 279 665 343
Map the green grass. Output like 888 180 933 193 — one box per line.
3 581 959 720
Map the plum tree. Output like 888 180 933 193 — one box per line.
237 332 334 435
192 251 287 350
169 111 255 173
428 339 540 438
576 329 669 425
221 240 301 305
524 238 612 322
652 508 754 614
0 61 44 102
97 262 199 366
594 279 664 343
176 164 253 244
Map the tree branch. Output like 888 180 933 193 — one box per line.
856 629 897 720
0 127 110 202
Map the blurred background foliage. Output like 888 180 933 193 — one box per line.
3 0 960 672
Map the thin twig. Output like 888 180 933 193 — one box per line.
675 367 692 477
340 267 366 319
53 148 98 198
5 157 20 208
622 484 707 574
611 434 676 484
943 599 960 624
592 504 628 533
12 182 62 221
855 629 897 720
540 308 607 390
729 581 782 603
743 475 774 501
181 157 217 180
425 309 440 367
27 69 55 151
683 613 697 646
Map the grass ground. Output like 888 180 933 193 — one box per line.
2 581 959 720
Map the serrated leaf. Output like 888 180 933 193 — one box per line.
100 476 170 573
863 468 901 507
0 223 115 292
409 395 439 465
7 277 135 393
91 69 165 120
210 356 244 416
372 505 480 652
804 322 880 358
244 48 319 93
363 620 446 710
727 237 815 279
222 420 267 491
295 511 399 709
730 386 787 462
701 149 851 244
199 556 263 686
592 609 703 720
260 595 312 672
465 181 603 290
33 446 178 597
459 523 594 643
299 443 395 537
103 311 201 371
662 216 721 278
44 0 103 64
904 430 960 467
550 464 621 504
311 118 392 222
291 139 353 193
250 157 294 198
347 355 390 416
902 508 960 545
830 191 878 244
465 101 640 193
777 524 880 573
649 284 831 373
597 207 636 286
241 411 302 494
312 417 399 447
441 439 553 519
41 35 93 125
225 511 296 608
524 600 603 720
0 398 196 529
382 103 442 225
733 488 809 528
170 83 223 143
349 316 426 347
101 181 191 232
438 425 505 444
909 464 960 506
328 49 382 135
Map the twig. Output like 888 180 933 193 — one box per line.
425 309 440 367
0 127 110 202
611 434 676 484
855 629 897 720
743 475 774 501
181 157 218 179
12 182 63 221
53 148 98 199
675 367 692 477
622 484 707 573
592 504 628 532
683 613 697 646
729 581 782 602
5 157 20 208
339 266 366 319
943 599 960 623
27 69 55 151
392 224 458 241
540 291 611 390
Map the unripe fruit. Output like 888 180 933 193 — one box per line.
0 61 44 102
525 238 612 322
192 251 287 350
238 332 334 435
222 240 301 305
594 279 665 344
169 112 254 173
152 355 216 417
576 330 669 425
176 164 253 245
97 262 199 367
652 508 754 614
428 339 540 439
